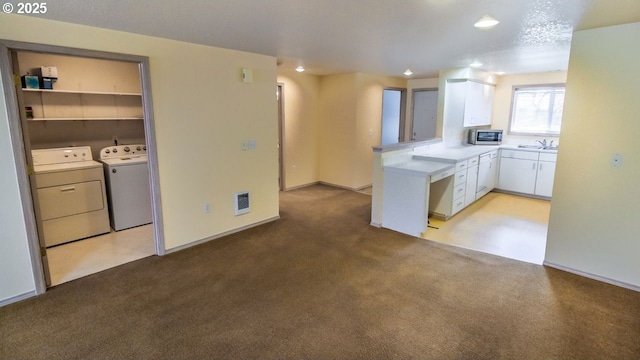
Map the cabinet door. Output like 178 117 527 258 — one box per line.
476 159 492 198
465 165 478 206
534 160 556 197
488 157 498 191
463 81 494 127
497 157 537 194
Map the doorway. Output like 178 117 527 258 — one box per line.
1 41 164 293
381 88 406 146
411 89 438 141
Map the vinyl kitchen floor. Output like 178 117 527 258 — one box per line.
47 224 155 286
424 192 551 264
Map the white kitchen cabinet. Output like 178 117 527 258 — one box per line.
465 164 478 206
497 150 538 194
497 149 557 198
534 153 557 197
444 79 495 128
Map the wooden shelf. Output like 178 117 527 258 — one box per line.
22 88 142 96
29 117 143 121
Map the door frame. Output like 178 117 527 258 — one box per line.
381 87 407 144
277 83 286 191
409 87 438 141
0 40 165 295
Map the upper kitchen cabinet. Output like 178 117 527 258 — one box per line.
444 79 495 128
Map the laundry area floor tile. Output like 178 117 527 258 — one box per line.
47 224 155 286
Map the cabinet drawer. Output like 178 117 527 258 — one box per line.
454 170 467 186
453 183 466 199
539 152 557 162
468 156 479 167
430 168 454 183
455 160 468 172
500 149 539 161
452 195 466 215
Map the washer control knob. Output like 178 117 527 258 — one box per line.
105 149 110 154
124 146 130 152
143 146 146 151
112 169 117 173
113 148 118 153
136 146 142 151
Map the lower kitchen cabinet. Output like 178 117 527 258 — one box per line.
497 149 557 197
534 153 557 197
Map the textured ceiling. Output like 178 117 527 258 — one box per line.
22 0 640 77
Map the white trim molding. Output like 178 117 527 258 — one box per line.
543 261 640 293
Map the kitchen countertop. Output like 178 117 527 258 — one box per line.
383 159 455 177
499 145 558 154
413 145 500 162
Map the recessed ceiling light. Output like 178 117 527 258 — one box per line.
403 69 413 76
474 15 499 29
295 66 305 72
470 62 483 68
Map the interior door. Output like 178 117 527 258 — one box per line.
411 89 438 141
381 89 405 145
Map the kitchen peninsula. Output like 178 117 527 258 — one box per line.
372 140 511 238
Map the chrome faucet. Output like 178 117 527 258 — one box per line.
536 139 547 148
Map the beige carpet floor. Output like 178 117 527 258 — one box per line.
1 184 639 359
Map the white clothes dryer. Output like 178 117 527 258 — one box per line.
99 144 152 231
32 146 111 247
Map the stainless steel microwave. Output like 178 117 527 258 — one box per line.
468 129 503 145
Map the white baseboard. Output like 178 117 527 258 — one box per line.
166 216 280 254
283 181 320 191
543 261 640 293
0 290 37 307
370 222 382 228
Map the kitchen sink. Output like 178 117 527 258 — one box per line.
517 144 559 151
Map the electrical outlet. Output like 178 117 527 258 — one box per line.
248 140 256 150
204 203 211 213
241 141 248 151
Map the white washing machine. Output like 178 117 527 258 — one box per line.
99 144 152 231
32 146 111 247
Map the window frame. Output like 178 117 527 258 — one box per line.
508 83 565 137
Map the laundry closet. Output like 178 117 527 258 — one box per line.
15 51 155 286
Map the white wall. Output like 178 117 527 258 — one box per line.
276 71 321 189
545 22 640 288
0 14 279 304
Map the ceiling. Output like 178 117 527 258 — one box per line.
26 0 640 77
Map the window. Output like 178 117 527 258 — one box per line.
509 85 565 135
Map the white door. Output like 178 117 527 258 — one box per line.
411 89 438 141
381 89 404 145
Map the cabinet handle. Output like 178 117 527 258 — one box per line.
539 163 543 171
60 186 76 193
532 162 536 170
